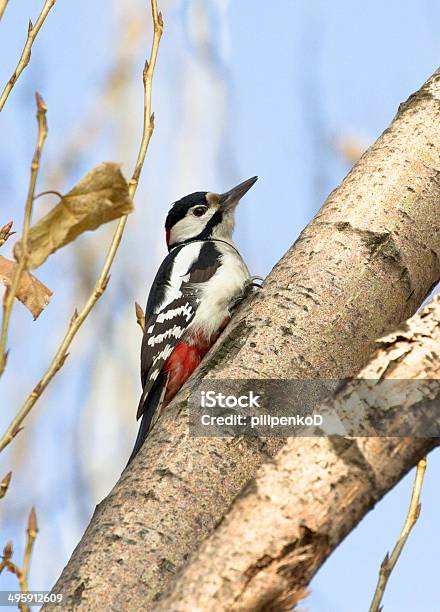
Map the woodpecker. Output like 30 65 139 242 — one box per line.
128 176 258 463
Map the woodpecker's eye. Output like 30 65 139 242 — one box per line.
192 206 207 217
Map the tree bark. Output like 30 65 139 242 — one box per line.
155 294 440 612
46 68 440 611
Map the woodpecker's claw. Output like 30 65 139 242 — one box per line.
250 275 264 288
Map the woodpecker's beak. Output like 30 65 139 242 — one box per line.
218 176 258 211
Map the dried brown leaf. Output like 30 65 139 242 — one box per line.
14 162 133 269
0 255 52 318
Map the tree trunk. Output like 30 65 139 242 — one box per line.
154 294 440 611
46 68 440 611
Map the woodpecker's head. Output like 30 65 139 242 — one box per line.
165 176 257 250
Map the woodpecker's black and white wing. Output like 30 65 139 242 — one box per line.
127 242 222 464
137 241 221 420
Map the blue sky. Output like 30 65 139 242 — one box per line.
1 1 439 610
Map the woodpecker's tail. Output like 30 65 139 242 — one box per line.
126 374 167 466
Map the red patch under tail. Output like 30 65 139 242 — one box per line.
163 341 209 404
163 318 231 406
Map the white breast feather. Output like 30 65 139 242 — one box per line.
189 241 249 341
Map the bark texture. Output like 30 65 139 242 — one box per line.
47 69 440 611
155 295 440 611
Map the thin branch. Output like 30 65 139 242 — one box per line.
0 0 9 22
369 457 427 612
0 1 163 453
20 508 38 592
0 93 47 377
0 0 56 112
0 510 38 612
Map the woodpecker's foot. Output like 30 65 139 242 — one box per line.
230 277 264 314
243 276 263 299
229 293 246 313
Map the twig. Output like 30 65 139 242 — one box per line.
0 94 47 377
0 510 38 612
0 1 163 453
0 0 9 22
135 301 145 332
21 508 38 592
369 457 427 612
0 0 56 112
0 472 12 499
